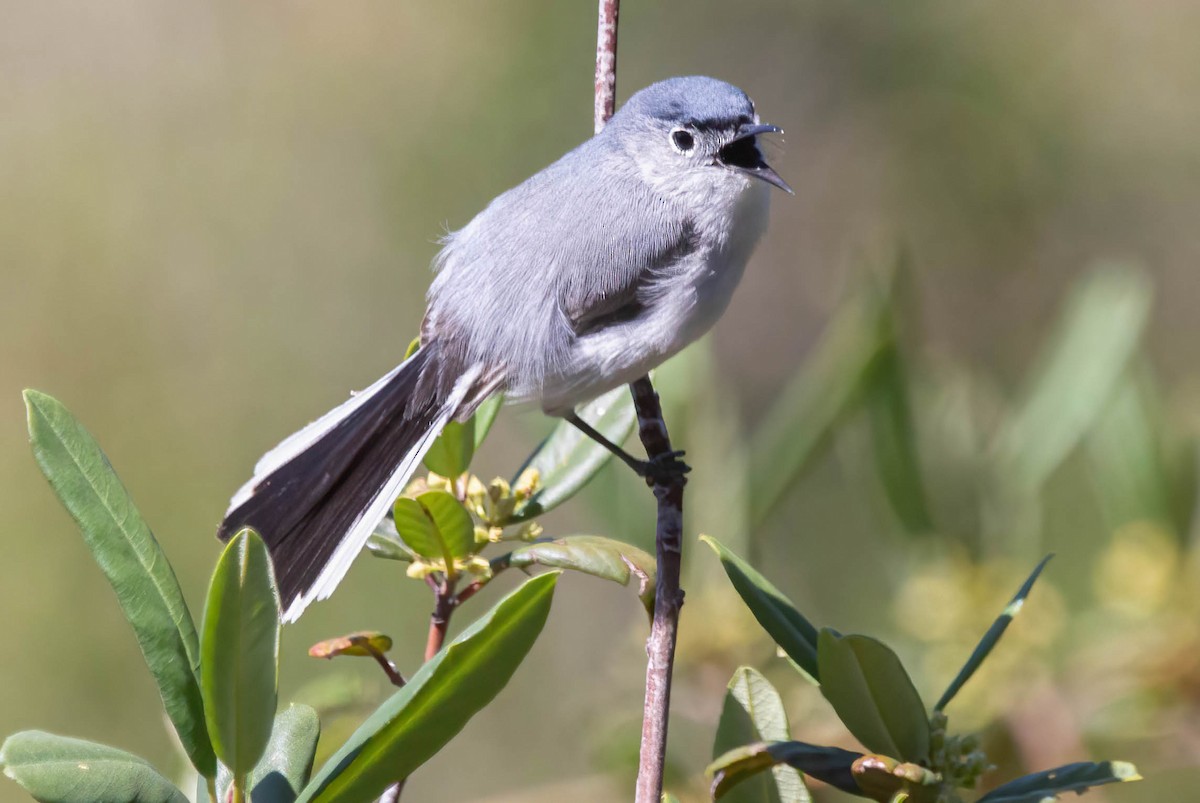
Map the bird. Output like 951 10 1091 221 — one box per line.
218 75 791 621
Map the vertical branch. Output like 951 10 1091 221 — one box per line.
630 378 685 803
593 4 686 800
594 0 620 134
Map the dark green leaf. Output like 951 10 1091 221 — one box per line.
0 731 188 803
423 418 475 478
507 535 655 614
712 668 809 803
749 281 893 525
296 573 559 803
818 631 930 763
701 536 820 680
393 491 475 562
866 345 934 534
249 705 321 803
201 529 280 783
976 761 1140 802
507 387 636 523
22 390 214 777
708 742 862 800
993 265 1151 492
364 520 416 563
935 555 1053 711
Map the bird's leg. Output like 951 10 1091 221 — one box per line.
565 411 690 484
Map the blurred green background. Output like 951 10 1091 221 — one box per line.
2 1 1198 801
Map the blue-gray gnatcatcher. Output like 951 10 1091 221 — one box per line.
219 76 790 620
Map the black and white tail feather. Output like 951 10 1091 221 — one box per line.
218 348 480 622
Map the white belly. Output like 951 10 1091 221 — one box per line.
540 180 770 415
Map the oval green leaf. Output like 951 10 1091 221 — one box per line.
423 418 475 478
507 387 636 523
201 529 281 783
22 390 214 777
393 491 475 562
976 761 1140 803
817 631 930 763
701 536 820 681
0 731 188 803
296 572 559 803
248 705 321 803
507 535 655 614
713 667 809 803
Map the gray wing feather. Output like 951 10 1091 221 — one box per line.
426 137 691 395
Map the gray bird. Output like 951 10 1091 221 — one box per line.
219 75 790 620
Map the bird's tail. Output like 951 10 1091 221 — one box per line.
219 347 478 622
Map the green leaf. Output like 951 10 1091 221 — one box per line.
749 279 894 525
713 668 809 803
850 754 941 803
22 390 214 778
976 761 1141 802
507 386 637 523
473 395 504 448
296 573 559 803
662 795 681 803
708 742 862 800
507 535 656 614
423 418 476 478
1085 371 1182 535
993 265 1151 492
817 631 930 763
866 345 934 534
364 519 416 562
201 529 280 785
0 731 188 803
248 705 321 803
393 491 475 563
935 555 1053 711
701 536 820 680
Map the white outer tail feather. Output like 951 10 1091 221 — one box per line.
225 355 482 623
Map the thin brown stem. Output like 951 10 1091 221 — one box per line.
594 0 620 134
593 3 685 798
365 644 407 688
424 576 458 661
629 377 686 803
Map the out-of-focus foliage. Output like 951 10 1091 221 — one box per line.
4 1 1199 801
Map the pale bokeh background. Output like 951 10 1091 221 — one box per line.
2 2 1198 801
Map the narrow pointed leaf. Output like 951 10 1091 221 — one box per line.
507 387 636 522
22 390 214 777
0 731 188 803
818 631 930 763
935 555 1053 711
296 573 559 803
708 742 862 799
507 535 655 614
713 667 809 803
750 281 894 525
201 529 280 782
393 491 474 562
993 265 1151 492
701 536 820 680
976 761 1141 802
866 346 934 534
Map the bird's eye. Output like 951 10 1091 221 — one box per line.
670 128 695 154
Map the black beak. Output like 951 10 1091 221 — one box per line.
717 123 793 194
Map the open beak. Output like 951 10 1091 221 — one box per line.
718 123 793 194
